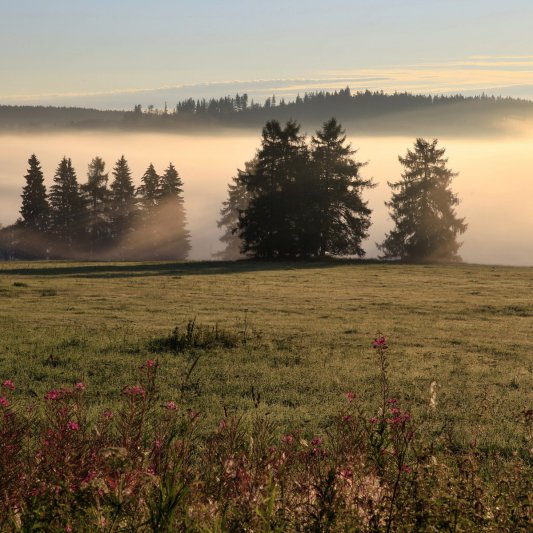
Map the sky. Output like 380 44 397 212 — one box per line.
1 0 533 108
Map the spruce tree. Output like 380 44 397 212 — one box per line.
217 159 255 259
378 138 467 262
81 156 110 253
109 155 137 255
311 118 374 257
49 157 87 251
238 120 311 258
153 163 191 260
137 163 160 212
20 154 50 233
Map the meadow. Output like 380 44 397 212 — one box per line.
0 260 531 530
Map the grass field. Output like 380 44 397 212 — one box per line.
0 260 531 453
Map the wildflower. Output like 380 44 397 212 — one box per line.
45 389 65 401
2 379 15 390
0 397 10 408
67 421 80 431
311 436 322 447
282 434 294 445
369 417 379 424
386 398 398 405
124 385 146 398
66 524 73 533
343 415 352 422
339 468 353 479
372 336 388 349
165 401 177 410
344 391 356 402
145 359 156 368
75 381 86 391
102 409 113 420
401 464 412 474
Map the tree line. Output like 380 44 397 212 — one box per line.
0 118 466 262
0 156 190 260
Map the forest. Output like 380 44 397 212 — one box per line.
2 89 533 136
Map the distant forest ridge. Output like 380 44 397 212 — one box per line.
2 88 533 136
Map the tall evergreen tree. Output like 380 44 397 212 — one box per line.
81 156 110 252
109 155 137 254
378 138 467 262
137 163 160 212
238 120 311 258
48 157 87 251
152 163 191 260
217 159 255 259
311 118 374 256
20 154 50 233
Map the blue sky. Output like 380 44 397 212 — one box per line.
1 0 533 107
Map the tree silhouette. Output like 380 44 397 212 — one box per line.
109 155 137 255
238 120 311 258
20 154 50 233
49 157 87 252
378 138 467 262
217 159 255 259
81 156 110 253
311 118 374 256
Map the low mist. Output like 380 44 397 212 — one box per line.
0 130 532 266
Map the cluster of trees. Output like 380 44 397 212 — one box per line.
0 156 190 260
218 119 466 262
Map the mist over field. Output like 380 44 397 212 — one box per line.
1 130 532 265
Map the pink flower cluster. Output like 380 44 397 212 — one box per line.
2 379 15 391
165 401 177 411
0 397 10 408
372 335 388 349
123 385 146 398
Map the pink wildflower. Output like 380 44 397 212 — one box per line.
45 389 63 401
311 436 322 447
124 385 145 398
344 391 356 402
66 524 73 533
2 379 15 390
372 336 388 349
282 434 294 445
401 464 413 474
343 415 352 422
0 397 10 408
386 398 398 405
339 468 353 479
102 409 113 420
67 421 80 431
165 401 178 410
369 417 379 424
74 381 86 391
144 359 156 368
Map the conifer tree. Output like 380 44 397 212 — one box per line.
81 156 110 252
137 163 160 212
238 120 311 258
20 154 50 233
217 159 255 259
151 163 191 260
311 118 374 256
109 155 137 254
48 157 87 251
378 138 467 262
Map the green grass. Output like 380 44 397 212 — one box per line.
0 260 531 453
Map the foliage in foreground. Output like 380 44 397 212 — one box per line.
0 339 530 531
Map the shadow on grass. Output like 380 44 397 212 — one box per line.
0 258 389 279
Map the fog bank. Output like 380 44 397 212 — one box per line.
0 130 532 266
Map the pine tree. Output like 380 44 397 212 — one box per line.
20 154 50 233
378 138 467 262
137 163 191 260
49 157 87 252
109 155 137 255
238 120 311 258
311 118 374 256
137 163 160 212
217 159 255 259
81 156 110 253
